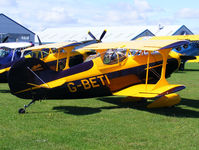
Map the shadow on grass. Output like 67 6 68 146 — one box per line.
0 90 10 93
174 71 186 74
53 105 120 115
97 96 199 118
51 96 199 118
0 79 8 83
180 98 199 109
184 69 199 71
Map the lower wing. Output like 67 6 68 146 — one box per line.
113 84 185 98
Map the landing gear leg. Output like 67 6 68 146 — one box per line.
18 99 36 114
179 62 185 71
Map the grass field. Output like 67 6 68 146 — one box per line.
0 63 199 150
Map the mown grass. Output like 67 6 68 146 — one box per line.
0 63 199 150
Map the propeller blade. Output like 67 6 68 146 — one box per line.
37 35 42 45
2 36 9 43
88 31 97 40
99 30 107 41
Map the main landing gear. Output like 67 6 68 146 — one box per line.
18 99 36 114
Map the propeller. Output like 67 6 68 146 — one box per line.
37 35 42 45
88 29 107 42
88 31 97 40
2 36 9 43
99 30 107 41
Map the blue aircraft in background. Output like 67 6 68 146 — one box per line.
137 35 199 70
173 41 199 70
0 42 33 80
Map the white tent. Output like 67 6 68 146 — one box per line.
36 25 193 43
36 26 154 43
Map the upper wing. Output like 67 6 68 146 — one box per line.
23 42 82 51
138 35 199 41
79 40 188 51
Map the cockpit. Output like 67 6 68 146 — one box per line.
0 48 11 58
23 48 50 59
103 49 126 65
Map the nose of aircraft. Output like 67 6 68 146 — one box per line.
169 50 181 69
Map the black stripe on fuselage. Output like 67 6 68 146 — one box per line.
37 60 94 84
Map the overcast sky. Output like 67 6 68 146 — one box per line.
1 0 199 34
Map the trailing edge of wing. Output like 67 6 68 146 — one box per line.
23 42 82 51
146 35 199 41
79 40 189 51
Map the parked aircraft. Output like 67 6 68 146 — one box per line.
7 40 188 113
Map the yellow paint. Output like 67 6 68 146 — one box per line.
137 35 199 41
81 79 91 90
153 49 170 90
97 75 106 86
145 51 151 90
0 67 10 74
67 82 77 92
147 93 181 108
114 84 183 98
89 77 100 88
188 56 199 63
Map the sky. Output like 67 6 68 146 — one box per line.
1 0 199 34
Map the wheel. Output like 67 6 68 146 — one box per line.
179 62 185 71
18 108 26 114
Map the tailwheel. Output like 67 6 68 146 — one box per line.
18 99 36 114
147 93 181 108
18 108 26 114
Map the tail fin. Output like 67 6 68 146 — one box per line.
8 58 53 99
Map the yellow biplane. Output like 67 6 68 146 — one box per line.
22 42 97 71
0 41 96 79
8 40 188 113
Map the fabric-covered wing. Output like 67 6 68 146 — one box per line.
114 84 185 98
80 40 188 51
143 35 199 41
23 42 82 51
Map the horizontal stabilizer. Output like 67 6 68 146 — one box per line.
0 67 10 74
114 84 185 98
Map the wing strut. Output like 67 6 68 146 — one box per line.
145 51 151 90
153 48 171 90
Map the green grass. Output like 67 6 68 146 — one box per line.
0 63 199 150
